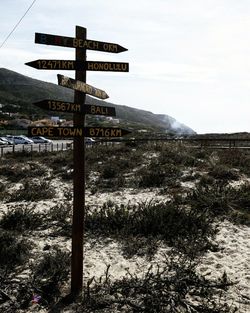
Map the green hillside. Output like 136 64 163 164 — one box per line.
0 68 195 135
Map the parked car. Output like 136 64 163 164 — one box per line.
0 136 14 145
30 136 52 144
66 138 95 149
0 139 6 145
12 135 34 145
85 137 95 145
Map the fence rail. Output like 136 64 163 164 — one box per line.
2 137 250 158
0 142 71 157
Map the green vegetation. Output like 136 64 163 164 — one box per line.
81 259 235 313
85 200 217 258
0 230 30 269
1 141 250 312
32 247 70 304
0 205 43 231
0 68 195 134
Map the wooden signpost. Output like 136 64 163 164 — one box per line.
57 74 109 100
26 60 129 72
35 32 128 53
28 126 131 138
26 25 129 296
33 100 116 116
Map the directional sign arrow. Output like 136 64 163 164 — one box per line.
28 126 131 138
35 32 128 53
57 74 109 100
33 100 82 113
84 104 116 116
33 99 116 116
84 127 131 138
25 60 129 72
85 61 129 72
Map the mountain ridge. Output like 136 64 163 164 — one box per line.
0 68 195 134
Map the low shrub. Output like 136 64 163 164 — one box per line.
217 149 250 170
101 163 119 179
0 205 43 231
230 183 250 211
86 200 217 257
208 165 239 181
226 183 250 225
0 161 48 182
0 164 28 182
158 144 198 167
32 247 70 303
81 254 236 313
186 182 250 225
121 235 159 260
8 179 54 202
185 183 231 217
0 230 30 269
199 174 216 186
0 181 6 193
138 162 181 188
46 202 72 236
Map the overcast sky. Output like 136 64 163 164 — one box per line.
1 0 250 134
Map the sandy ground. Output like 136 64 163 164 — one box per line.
1 178 250 312
85 190 250 312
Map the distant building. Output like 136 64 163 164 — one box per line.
105 117 120 124
51 116 60 124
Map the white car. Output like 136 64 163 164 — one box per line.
30 136 52 144
0 137 13 145
12 135 34 145
85 138 95 145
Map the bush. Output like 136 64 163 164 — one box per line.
81 254 236 313
0 161 48 182
0 181 6 201
32 247 70 303
0 205 43 231
185 182 250 225
158 144 198 167
101 164 119 179
86 200 217 257
46 202 72 236
217 149 250 170
138 162 181 188
185 183 231 217
199 174 216 186
0 230 30 269
226 183 250 225
208 165 239 181
38 150 73 178
8 179 54 202
0 164 28 182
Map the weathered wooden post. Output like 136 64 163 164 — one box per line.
26 25 129 297
71 25 86 295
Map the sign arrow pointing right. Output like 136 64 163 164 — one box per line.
57 74 109 100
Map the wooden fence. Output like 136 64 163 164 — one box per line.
2 137 250 158
0 142 71 157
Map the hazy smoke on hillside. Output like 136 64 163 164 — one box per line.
170 120 186 134
160 115 195 135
